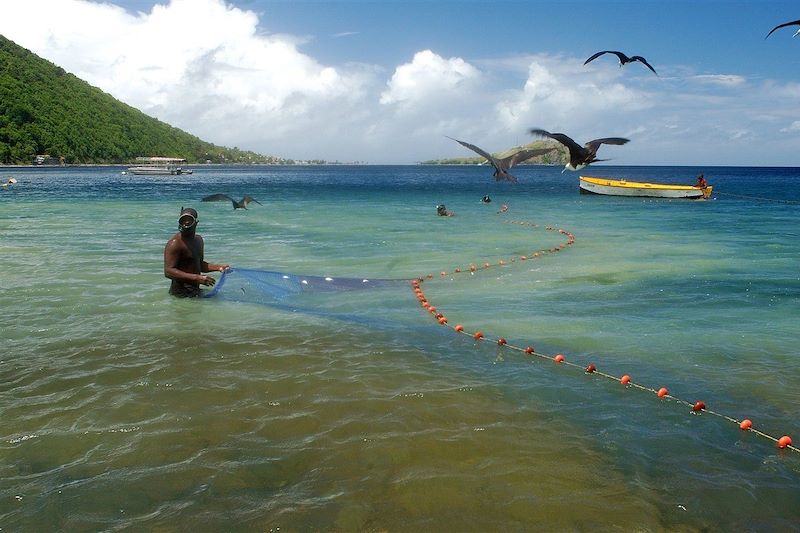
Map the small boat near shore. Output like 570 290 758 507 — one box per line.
127 165 193 175
124 157 193 175
579 176 712 199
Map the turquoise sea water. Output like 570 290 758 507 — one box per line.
1 164 799 530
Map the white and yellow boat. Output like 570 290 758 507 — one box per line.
579 176 712 199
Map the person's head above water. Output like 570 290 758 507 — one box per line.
178 207 198 233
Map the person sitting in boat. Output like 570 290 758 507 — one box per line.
694 173 707 188
436 204 454 217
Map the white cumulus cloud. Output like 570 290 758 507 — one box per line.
495 55 652 145
379 50 480 106
780 120 800 133
691 74 747 87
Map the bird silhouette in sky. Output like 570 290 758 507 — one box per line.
529 129 630 172
583 50 658 76
447 136 556 182
201 194 262 209
765 19 800 39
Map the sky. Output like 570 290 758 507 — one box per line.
2 0 800 165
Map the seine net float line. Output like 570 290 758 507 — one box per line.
411 220 797 454
203 222 795 454
713 190 800 204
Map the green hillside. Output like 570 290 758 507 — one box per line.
0 34 282 165
422 140 566 166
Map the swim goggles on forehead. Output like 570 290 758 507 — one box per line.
178 213 197 229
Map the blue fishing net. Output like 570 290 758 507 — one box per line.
202 267 406 305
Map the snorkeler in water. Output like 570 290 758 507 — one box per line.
436 204 455 217
163 207 229 297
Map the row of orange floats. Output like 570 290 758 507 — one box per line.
410 221 796 453
415 222 576 280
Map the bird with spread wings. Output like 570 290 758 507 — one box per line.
201 194 262 209
529 129 630 172
447 136 556 183
765 19 800 39
584 50 658 76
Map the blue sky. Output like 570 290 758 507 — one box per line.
3 0 800 165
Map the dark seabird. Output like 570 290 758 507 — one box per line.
583 50 658 76
529 129 630 172
765 19 800 39
201 194 262 209
446 136 556 182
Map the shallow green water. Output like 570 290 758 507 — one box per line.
1 165 799 530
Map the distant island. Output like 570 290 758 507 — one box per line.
421 140 566 166
0 34 313 166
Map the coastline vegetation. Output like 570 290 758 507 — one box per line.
421 140 566 166
0 33 562 167
0 34 286 165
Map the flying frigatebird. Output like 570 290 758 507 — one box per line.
765 19 800 39
529 129 630 172
446 136 556 183
201 194 262 209
583 50 658 76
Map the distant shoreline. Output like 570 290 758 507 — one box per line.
0 162 366 169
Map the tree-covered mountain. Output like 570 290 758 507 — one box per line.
422 140 567 166
0 34 284 165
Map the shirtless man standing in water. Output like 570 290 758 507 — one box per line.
164 207 229 297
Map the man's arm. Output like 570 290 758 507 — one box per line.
202 261 230 273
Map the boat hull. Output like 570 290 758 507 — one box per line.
127 166 193 175
579 176 712 199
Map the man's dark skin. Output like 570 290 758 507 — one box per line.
164 208 229 297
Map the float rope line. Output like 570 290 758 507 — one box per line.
409 221 797 454
413 221 575 281
714 190 800 204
